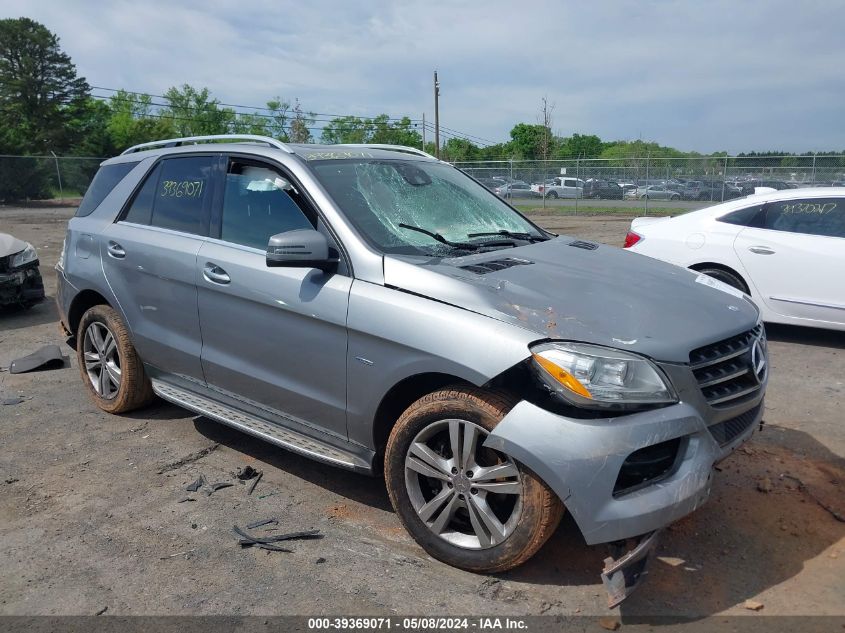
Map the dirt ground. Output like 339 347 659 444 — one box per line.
1 206 843 620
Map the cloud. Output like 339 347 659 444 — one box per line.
1 0 843 152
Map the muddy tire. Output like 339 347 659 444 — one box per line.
385 386 564 573
76 304 154 414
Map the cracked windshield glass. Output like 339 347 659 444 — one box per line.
312 159 546 256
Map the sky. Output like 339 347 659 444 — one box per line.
2 0 843 154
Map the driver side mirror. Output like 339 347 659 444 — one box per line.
266 229 336 272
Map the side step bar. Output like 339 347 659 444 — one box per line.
151 380 370 472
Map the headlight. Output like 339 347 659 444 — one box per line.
531 342 677 410
10 243 38 268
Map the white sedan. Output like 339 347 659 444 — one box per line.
624 188 845 331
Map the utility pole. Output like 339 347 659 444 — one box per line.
422 113 426 151
434 71 440 159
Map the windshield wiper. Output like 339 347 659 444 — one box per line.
467 230 550 242
398 223 480 251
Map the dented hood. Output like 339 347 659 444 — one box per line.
383 237 759 364
0 233 29 258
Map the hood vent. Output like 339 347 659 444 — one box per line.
459 257 533 275
568 240 599 250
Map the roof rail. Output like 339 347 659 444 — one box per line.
120 134 293 155
338 144 439 160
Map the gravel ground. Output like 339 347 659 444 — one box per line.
1 206 843 620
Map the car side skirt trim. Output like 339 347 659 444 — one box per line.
151 379 372 473
769 296 845 311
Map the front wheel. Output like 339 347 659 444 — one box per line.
385 387 563 573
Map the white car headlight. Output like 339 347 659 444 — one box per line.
531 342 677 409
10 243 38 268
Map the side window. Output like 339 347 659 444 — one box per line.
150 156 216 235
77 161 139 217
123 163 162 225
564 179 575 187
763 198 845 238
220 160 314 250
719 204 764 227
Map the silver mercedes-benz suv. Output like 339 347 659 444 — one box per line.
56 135 767 606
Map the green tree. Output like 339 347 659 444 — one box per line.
105 90 174 151
0 18 90 199
320 115 372 144
162 84 236 136
508 123 549 159
556 133 604 158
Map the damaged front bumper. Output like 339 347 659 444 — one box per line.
484 389 763 605
601 530 661 608
0 261 45 306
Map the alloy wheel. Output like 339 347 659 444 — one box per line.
83 321 121 399
404 418 523 549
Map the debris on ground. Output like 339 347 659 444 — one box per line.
756 477 773 493
236 465 260 480
2 397 24 405
246 517 279 529
186 475 206 492
159 548 195 560
5 477 19 484
95 606 108 616
657 556 685 567
743 599 765 611
247 471 263 495
315 557 326 564
598 616 621 630
233 524 322 552
205 482 234 496
9 344 69 374
156 444 219 474
177 497 195 503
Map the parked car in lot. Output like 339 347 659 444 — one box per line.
740 179 795 196
0 233 45 308
625 185 682 200
56 135 767 605
625 187 845 330
582 179 623 199
493 181 540 198
531 177 583 199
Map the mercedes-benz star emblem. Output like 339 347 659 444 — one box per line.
750 336 767 384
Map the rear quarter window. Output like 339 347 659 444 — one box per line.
718 205 764 227
76 161 140 217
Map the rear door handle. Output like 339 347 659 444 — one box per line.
107 241 126 258
203 263 231 285
748 245 775 255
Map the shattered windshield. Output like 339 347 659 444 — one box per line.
310 159 546 256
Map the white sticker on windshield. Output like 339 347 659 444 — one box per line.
695 273 746 299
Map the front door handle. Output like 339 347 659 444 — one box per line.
748 245 775 255
107 241 126 259
203 263 231 285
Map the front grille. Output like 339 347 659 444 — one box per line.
459 257 532 274
690 325 766 408
709 403 761 446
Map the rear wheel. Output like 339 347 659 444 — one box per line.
385 387 563 573
548 191 558 199
696 267 748 293
76 305 155 414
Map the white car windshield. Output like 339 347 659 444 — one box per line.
311 159 547 256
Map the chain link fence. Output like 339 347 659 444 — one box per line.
0 155 104 206
3 153 845 217
454 154 845 214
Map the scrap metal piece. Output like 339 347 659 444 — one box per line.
601 530 660 608
206 482 233 495
246 517 279 530
186 475 206 492
2 397 24 405
232 525 292 552
236 465 259 480
9 345 69 374
247 471 263 495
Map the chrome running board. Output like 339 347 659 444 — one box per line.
151 380 369 471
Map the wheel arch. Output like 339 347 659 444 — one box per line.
371 372 474 469
68 289 112 342
688 261 751 294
